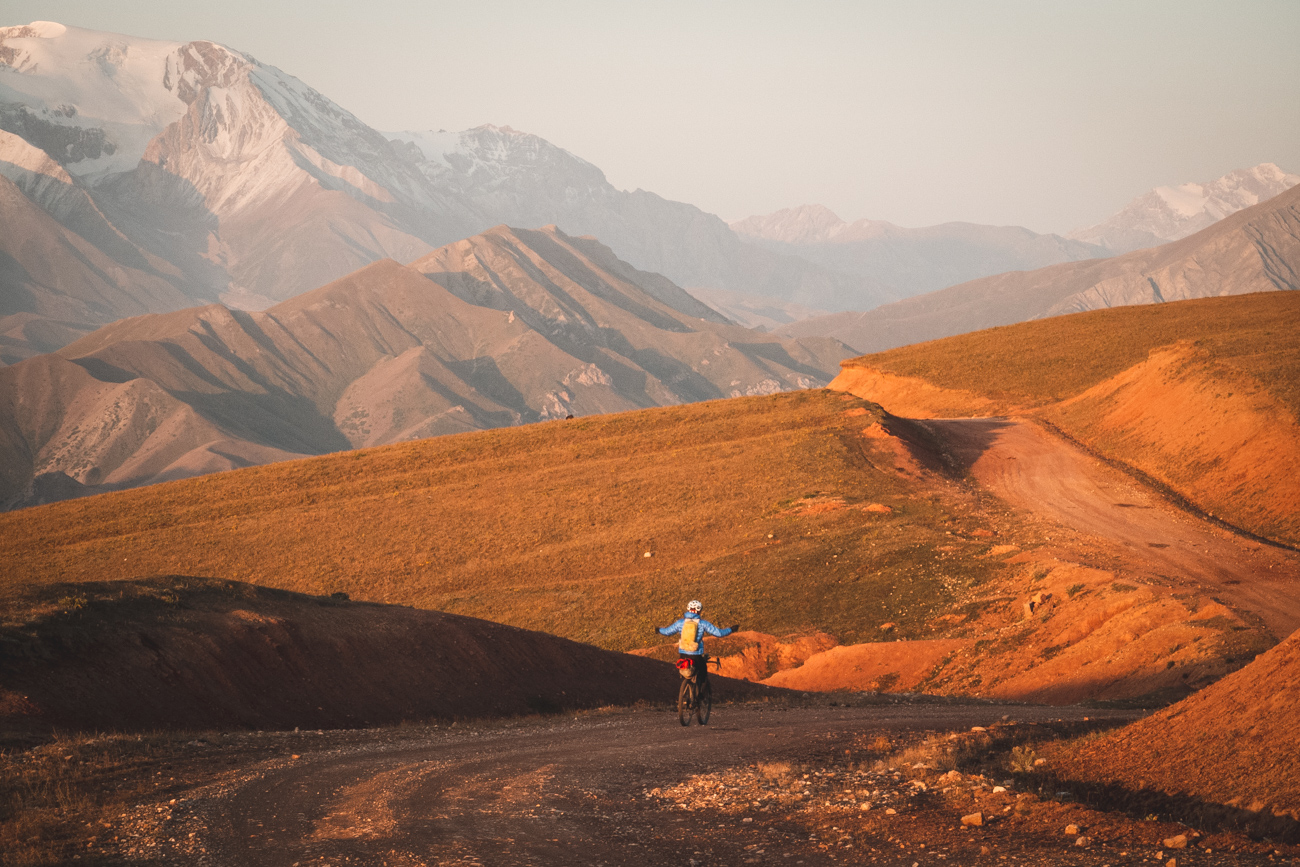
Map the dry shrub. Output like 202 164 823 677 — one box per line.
757 761 793 780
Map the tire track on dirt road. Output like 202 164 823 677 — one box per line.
923 418 1300 639
172 704 1132 866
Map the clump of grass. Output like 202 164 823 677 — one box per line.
1008 744 1040 774
757 761 793 780
54 594 86 611
1066 584 1086 598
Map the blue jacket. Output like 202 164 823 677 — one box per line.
658 612 732 656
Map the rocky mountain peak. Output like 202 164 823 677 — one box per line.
730 204 847 244
1069 162 1300 253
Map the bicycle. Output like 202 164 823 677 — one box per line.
675 656 718 726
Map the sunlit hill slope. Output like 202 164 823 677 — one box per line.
832 290 1300 547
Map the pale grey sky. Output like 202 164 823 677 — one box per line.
5 0 1298 233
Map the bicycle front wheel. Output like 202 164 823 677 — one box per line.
677 678 695 727
697 680 712 725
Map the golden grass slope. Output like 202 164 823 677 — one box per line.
832 291 1300 545
2 391 1002 653
2 387 1283 707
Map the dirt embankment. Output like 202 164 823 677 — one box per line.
0 577 773 737
1059 626 1300 821
1046 340 1300 546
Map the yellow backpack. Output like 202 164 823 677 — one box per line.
678 619 701 654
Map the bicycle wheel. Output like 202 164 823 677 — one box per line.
697 680 712 725
677 677 695 726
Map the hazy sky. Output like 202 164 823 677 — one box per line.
6 0 1299 233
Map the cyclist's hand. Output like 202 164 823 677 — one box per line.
730 624 740 633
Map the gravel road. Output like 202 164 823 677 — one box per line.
122 701 1184 867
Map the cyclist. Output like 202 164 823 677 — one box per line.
655 600 739 688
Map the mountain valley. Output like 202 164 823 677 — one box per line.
0 224 849 508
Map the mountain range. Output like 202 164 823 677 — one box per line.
0 22 867 362
9 20 1287 368
781 182 1300 353
1068 162 1299 253
730 204 1109 302
0 225 850 508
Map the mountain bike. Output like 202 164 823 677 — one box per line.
676 656 718 726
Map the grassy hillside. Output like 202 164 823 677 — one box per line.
0 391 1013 652
846 291 1300 417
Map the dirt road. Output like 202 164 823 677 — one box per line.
134 702 1156 867
924 418 1300 638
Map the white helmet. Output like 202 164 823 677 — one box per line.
687 599 703 613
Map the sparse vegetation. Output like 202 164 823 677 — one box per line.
0 391 1012 651
848 291 1300 418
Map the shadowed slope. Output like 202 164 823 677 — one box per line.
0 576 769 735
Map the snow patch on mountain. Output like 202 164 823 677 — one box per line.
0 22 189 179
1069 163 1300 253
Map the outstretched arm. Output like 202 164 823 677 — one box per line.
700 619 735 638
657 618 685 636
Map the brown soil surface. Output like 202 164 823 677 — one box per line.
831 290 1300 549
0 577 771 738
923 417 1300 640
1058 628 1300 822
763 640 970 693
24 701 1261 867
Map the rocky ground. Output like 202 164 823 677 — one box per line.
4 699 1297 866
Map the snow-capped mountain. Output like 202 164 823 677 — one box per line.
1 21 865 362
1069 163 1300 254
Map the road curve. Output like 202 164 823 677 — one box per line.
165 703 1124 866
923 418 1300 638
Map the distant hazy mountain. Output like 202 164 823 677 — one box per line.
782 184 1300 353
730 204 1110 302
0 225 852 508
0 21 866 363
1068 163 1300 254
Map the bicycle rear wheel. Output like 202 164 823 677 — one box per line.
697 680 712 725
677 678 695 726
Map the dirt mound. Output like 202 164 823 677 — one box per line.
761 640 969 692
632 631 839 681
828 365 995 418
1058 627 1300 822
0 577 772 737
